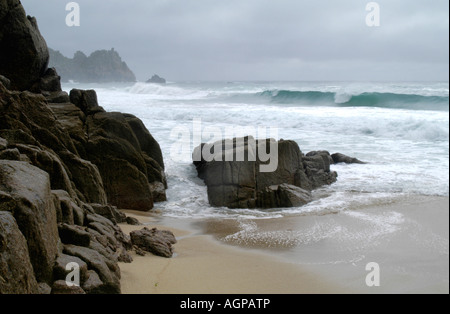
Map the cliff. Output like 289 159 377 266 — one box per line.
1 0 166 294
49 48 136 83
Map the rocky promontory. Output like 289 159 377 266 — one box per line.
49 48 136 83
1 0 168 294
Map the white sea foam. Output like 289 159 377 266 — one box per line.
62 81 449 219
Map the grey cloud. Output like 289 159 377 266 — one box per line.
20 0 449 81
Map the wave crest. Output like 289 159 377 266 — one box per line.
258 90 449 111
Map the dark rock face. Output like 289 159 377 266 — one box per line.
0 86 167 211
257 184 312 208
48 48 136 83
0 75 10 89
146 74 166 84
69 89 105 115
193 137 337 209
130 227 177 258
0 0 49 90
0 161 59 284
36 67 62 92
85 112 158 211
0 211 39 294
1 0 167 293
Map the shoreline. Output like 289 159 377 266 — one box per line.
118 213 346 294
119 195 449 294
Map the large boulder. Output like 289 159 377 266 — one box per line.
85 112 156 211
0 211 39 294
0 0 49 91
193 137 337 209
0 161 59 283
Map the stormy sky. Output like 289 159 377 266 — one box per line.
20 0 449 82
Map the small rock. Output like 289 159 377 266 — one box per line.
82 270 104 294
118 248 133 263
331 153 366 164
58 223 91 247
38 282 52 294
130 227 177 258
126 216 140 226
51 280 86 294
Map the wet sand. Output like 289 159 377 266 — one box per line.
118 212 344 294
119 195 449 294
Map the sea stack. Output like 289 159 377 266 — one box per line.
146 74 166 84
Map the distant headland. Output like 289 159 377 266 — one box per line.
49 48 136 83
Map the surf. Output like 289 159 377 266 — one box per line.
257 90 449 111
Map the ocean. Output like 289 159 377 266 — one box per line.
62 81 449 292
62 81 449 218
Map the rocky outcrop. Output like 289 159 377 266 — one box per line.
130 227 177 258
146 74 166 84
48 89 167 210
1 0 167 294
0 0 49 91
0 160 132 294
193 137 337 209
0 79 166 210
48 48 136 83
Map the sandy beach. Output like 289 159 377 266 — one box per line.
119 212 343 294
119 195 449 294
